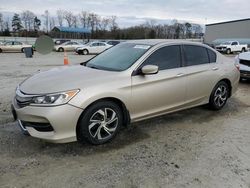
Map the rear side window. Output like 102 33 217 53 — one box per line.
183 45 209 66
207 49 217 63
142 45 181 70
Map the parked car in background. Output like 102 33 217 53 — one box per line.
0 41 32 53
75 41 112 55
106 40 122 46
54 41 83 52
235 52 250 81
216 41 248 54
12 40 239 144
54 39 71 45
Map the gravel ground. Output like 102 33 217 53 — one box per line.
0 52 250 188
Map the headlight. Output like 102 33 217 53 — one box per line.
30 89 80 106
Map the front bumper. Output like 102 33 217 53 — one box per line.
216 48 227 52
240 70 250 79
12 99 83 143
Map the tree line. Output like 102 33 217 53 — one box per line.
0 10 203 39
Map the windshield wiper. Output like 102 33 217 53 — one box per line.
88 65 100 70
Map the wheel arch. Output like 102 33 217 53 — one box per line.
76 97 131 140
218 78 232 97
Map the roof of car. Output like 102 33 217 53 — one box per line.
126 39 201 46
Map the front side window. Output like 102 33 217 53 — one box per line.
142 45 181 70
207 49 217 63
183 45 209 66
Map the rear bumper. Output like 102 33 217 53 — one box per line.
12 99 83 143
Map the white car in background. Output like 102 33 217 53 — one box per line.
75 41 112 55
235 52 250 81
0 41 32 53
54 41 83 52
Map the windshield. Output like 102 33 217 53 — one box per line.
86 43 151 71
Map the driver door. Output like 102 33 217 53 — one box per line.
131 45 187 121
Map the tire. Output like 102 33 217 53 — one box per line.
77 50 83 55
21 48 24 53
83 49 89 55
58 47 64 52
209 81 229 110
0 48 2 53
77 101 123 145
226 49 231 54
241 48 246 52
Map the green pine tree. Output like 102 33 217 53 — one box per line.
12 13 23 32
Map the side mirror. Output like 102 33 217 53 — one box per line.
141 65 159 75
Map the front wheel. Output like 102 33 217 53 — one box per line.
209 81 229 110
226 49 231 54
77 101 123 145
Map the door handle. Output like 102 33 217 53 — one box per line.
176 73 185 77
212 67 219 71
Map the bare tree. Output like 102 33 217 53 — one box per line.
0 13 4 31
42 10 51 32
110 15 118 32
21 10 36 31
89 13 98 32
100 17 110 31
63 11 74 27
79 11 90 28
50 17 56 30
72 15 78 28
56 9 64 26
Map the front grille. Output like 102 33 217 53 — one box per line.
240 59 250 67
20 121 54 132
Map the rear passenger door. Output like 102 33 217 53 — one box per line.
131 45 187 120
183 45 218 105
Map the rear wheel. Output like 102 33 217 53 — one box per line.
83 49 89 55
0 48 2 53
77 101 123 145
21 48 24 53
209 81 229 110
241 48 246 52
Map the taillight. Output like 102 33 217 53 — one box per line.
235 64 240 71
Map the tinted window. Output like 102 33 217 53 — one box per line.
91 43 98 47
184 45 209 66
232 42 238 45
207 49 217 63
142 45 181 70
98 43 106 46
14 42 22 45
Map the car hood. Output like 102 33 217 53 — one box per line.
20 65 120 94
239 52 250 61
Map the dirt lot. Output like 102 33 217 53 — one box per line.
0 52 250 188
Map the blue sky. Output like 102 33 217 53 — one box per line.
0 0 249 27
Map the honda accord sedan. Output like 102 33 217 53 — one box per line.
12 40 240 145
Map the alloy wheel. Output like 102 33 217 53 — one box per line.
213 85 228 107
88 108 118 140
